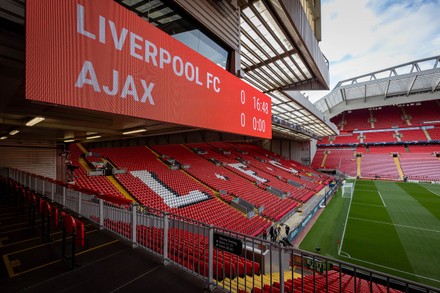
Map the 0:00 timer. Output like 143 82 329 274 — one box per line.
252 117 266 132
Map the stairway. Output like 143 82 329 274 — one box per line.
401 106 412 125
320 152 328 168
77 143 88 153
218 270 302 293
356 155 362 178
393 156 405 180
423 129 432 141
106 176 136 202
79 157 91 172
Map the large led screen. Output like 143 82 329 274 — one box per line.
26 0 272 139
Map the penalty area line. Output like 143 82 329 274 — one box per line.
338 255 440 284
351 202 385 208
338 179 356 256
349 217 440 233
378 191 387 207
428 189 440 197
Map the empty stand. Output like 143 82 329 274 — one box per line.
427 127 440 140
151 144 298 221
320 149 357 176
398 129 429 142
332 134 358 144
90 146 270 236
311 149 325 169
69 144 125 200
403 101 440 126
400 152 440 181
360 153 400 179
372 106 405 129
362 131 397 143
342 109 371 131
3 171 431 293
366 146 406 154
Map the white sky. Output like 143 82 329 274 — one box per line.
305 0 440 103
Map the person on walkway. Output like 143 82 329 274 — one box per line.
269 226 275 241
262 229 267 240
285 225 290 236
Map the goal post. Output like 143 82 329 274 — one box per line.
342 182 354 198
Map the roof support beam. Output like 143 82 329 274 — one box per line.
242 3 304 82
406 75 418 96
324 98 331 114
340 88 347 105
364 84 367 103
432 76 440 93
384 80 391 100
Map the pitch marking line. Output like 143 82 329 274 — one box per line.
377 191 387 207
339 254 440 284
427 189 440 197
338 179 356 256
351 202 385 208
354 188 379 193
349 217 440 233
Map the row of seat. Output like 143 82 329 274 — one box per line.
2 177 87 269
332 101 440 131
151 144 299 221
89 216 262 280
68 143 331 236
248 270 403 293
312 147 440 181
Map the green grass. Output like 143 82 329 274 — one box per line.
299 179 440 288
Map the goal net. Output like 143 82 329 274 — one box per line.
341 183 354 198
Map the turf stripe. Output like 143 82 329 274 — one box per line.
374 181 440 287
342 180 413 277
397 182 440 222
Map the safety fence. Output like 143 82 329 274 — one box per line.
4 168 439 293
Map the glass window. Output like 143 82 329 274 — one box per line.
173 30 228 69
120 0 230 70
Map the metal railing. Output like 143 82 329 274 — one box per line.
6 168 440 293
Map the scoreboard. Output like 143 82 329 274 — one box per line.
26 0 272 139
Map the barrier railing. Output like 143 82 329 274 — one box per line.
5 168 439 293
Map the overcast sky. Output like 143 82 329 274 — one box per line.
305 0 440 103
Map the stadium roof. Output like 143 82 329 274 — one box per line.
315 55 440 119
239 0 338 140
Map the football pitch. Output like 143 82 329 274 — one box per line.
299 179 440 288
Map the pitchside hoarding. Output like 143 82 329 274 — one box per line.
26 0 272 139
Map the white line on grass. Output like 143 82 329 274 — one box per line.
427 189 440 197
351 202 385 208
378 191 387 207
354 188 379 193
338 255 440 284
338 179 356 256
349 217 440 233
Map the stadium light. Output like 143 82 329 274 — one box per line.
26 117 45 126
0 136 7 140
122 129 146 135
9 129 19 135
86 135 101 140
64 139 75 143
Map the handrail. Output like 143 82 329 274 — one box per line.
5 168 439 293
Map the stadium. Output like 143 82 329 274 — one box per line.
0 0 439 292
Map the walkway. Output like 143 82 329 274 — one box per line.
0 194 222 293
